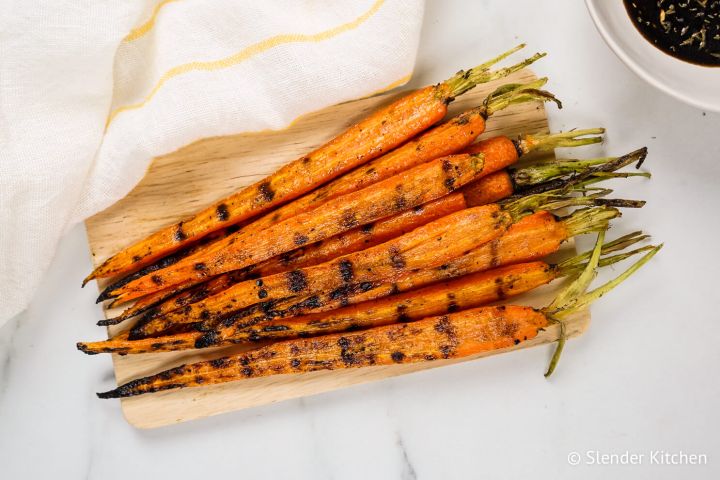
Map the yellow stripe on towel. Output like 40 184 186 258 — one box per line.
107 0 386 128
124 0 180 43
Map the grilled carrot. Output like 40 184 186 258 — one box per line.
85 46 544 285
102 79 560 302
102 128 603 323
197 205 621 346
99 192 468 325
96 237 661 398
127 204 514 338
79 233 652 355
128 178 636 341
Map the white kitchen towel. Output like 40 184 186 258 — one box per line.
0 0 424 325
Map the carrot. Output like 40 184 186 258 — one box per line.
128 177 636 342
96 237 661 398
127 204 514 339
196 206 620 345
101 79 560 303
99 192 468 325
85 46 544 285
79 232 652 355
101 127 604 323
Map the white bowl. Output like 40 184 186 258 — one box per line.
586 0 720 112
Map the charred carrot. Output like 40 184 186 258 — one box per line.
127 204 515 338
197 205 622 346
128 178 637 341
98 192 468 325
79 233 652 355
96 236 660 398
85 45 544 285
97 85 568 306
103 128 605 323
102 80 560 302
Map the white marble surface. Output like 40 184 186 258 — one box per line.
1 1 719 478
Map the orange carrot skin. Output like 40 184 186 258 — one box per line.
341 211 567 304
79 261 554 355
256 193 468 277
463 170 514 207
111 151 512 321
88 85 452 282
251 107 488 230
114 193 466 322
234 262 554 339
97 305 549 398
213 210 568 333
110 152 492 302
130 205 511 338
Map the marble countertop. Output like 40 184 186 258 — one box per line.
1 1 719 478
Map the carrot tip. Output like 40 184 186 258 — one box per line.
76 343 98 355
97 318 122 326
97 390 120 399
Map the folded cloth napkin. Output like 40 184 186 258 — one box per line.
0 0 424 325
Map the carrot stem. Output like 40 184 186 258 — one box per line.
543 232 662 377
517 128 605 154
444 45 546 98
482 78 561 115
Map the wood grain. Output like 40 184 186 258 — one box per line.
84 69 589 429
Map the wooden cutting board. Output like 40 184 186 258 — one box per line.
85 69 589 429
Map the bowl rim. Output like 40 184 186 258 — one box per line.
585 0 720 112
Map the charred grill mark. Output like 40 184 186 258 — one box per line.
337 337 358 366
257 181 275 203
444 177 456 191
442 159 453 172
293 233 309 246
195 330 219 348
210 357 231 368
412 204 424 214
216 204 230 221
174 223 186 242
262 324 290 332
289 295 322 311
446 292 459 312
359 281 374 292
341 210 359 229
286 270 308 293
495 277 507 300
151 275 163 285
132 255 141 262
194 262 207 271
257 289 268 299
391 351 406 363
339 259 354 283
361 223 374 234
388 247 406 269
434 315 459 358
396 304 411 322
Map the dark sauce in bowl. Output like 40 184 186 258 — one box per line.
624 0 720 66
